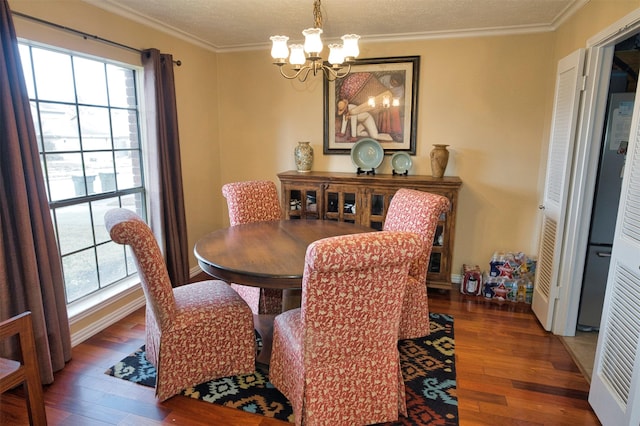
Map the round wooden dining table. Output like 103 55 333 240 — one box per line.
194 219 373 364
194 219 374 290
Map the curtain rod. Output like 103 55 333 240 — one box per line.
12 11 182 66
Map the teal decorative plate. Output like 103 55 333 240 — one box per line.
350 138 384 172
391 151 412 174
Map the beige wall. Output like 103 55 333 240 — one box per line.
7 1 640 336
218 0 639 271
554 0 640 61
219 34 556 268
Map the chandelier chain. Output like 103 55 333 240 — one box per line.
313 0 323 29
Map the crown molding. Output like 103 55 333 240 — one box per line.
83 0 589 54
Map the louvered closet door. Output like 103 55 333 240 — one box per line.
589 85 640 425
532 49 586 331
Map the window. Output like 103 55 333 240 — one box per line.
18 42 146 304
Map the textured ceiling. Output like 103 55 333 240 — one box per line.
84 0 589 52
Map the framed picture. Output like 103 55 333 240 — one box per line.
323 56 420 155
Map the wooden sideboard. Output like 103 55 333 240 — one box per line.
277 170 462 290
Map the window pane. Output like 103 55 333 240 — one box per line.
112 109 139 149
79 106 111 150
39 102 80 152
45 153 84 201
121 193 145 216
30 102 43 152
97 242 128 285
74 56 108 105
115 150 142 190
107 65 136 108
41 154 51 201
56 203 94 255
63 249 99 303
84 152 116 194
31 47 75 103
19 45 35 98
92 198 118 243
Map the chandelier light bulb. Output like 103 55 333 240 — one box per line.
302 27 323 56
341 34 360 60
289 44 306 66
270 35 290 63
328 44 345 65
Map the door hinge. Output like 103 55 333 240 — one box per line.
581 75 588 91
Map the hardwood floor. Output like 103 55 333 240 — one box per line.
1 289 601 425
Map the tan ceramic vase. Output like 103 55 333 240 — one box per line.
294 141 313 172
430 144 449 178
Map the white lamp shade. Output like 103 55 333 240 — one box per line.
270 35 289 61
341 34 360 59
302 28 323 55
289 44 306 65
328 44 345 65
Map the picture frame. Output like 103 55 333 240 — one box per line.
323 56 420 155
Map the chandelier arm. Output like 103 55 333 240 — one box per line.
334 63 352 78
334 64 351 78
297 67 313 82
279 66 307 80
321 63 351 81
322 66 339 82
278 63 353 82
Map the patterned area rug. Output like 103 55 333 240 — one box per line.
106 313 458 425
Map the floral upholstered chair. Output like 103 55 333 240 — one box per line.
222 180 283 315
269 231 422 426
104 208 256 401
384 188 451 340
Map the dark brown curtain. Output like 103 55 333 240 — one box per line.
0 0 71 383
142 48 189 286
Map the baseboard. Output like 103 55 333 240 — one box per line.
190 264 202 277
69 285 145 347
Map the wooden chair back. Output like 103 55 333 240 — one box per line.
0 311 47 425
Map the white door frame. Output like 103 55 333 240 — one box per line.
551 9 640 336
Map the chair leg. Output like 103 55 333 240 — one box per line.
19 314 47 426
24 367 47 425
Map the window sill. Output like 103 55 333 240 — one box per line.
67 277 145 347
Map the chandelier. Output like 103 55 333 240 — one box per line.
270 0 360 82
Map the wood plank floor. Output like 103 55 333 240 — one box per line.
1 288 601 425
